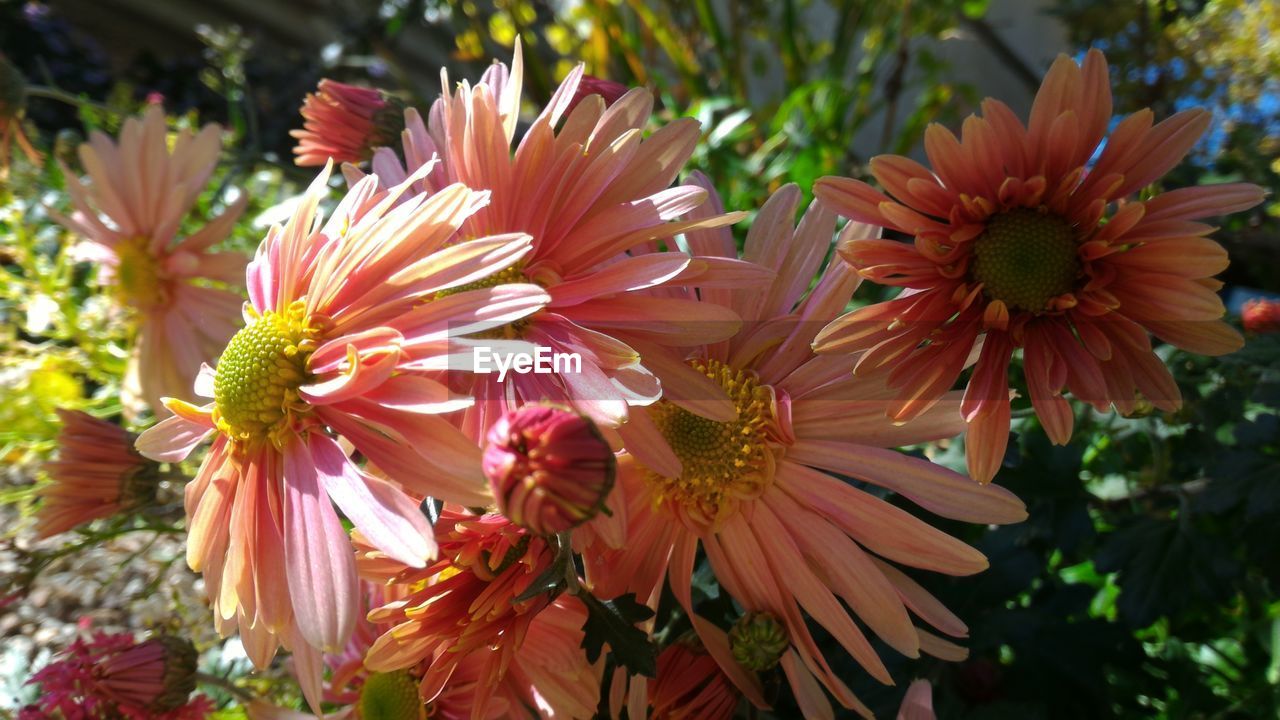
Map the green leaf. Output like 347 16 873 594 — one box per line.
579 592 657 678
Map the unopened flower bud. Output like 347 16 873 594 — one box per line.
483 404 616 536
567 75 629 115
291 79 405 167
37 409 158 538
729 611 789 671
94 636 198 712
1243 297 1280 334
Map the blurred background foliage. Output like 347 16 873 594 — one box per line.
2 0 1279 718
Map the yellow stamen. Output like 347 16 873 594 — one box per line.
645 359 777 530
212 301 317 448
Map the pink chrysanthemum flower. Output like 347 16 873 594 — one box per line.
36 409 156 537
348 43 762 432
133 162 549 684
358 509 602 719
49 106 249 415
648 635 740 720
20 631 210 720
812 50 1265 482
1243 297 1280 334
584 182 1026 717
292 80 404 167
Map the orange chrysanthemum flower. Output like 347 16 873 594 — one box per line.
49 106 249 415
584 182 1026 718
359 509 601 718
648 635 740 720
133 162 549 706
36 409 156 538
813 49 1265 482
349 43 762 432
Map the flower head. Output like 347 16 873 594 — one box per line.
134 162 549 704
585 182 1026 717
813 49 1265 482
349 42 758 431
649 634 740 720
358 510 603 719
292 80 405 167
49 106 249 414
22 631 211 720
1243 297 1280 334
483 403 616 535
36 409 156 538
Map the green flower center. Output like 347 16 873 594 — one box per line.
212 302 314 446
359 670 425 720
729 611 789 671
970 208 1080 311
645 359 775 529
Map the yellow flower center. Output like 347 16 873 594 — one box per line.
212 301 316 447
358 670 426 720
113 236 165 308
970 208 1080 311
644 359 776 530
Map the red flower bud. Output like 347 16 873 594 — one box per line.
1243 297 1280 334
483 404 615 535
566 75 630 115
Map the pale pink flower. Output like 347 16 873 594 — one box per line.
133 161 548 711
348 42 765 431
585 182 1026 717
36 409 155 537
50 106 248 414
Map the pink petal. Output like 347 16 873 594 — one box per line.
283 437 358 653
135 407 213 462
306 433 435 568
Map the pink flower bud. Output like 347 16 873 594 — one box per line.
291 79 403 167
483 404 615 535
94 636 199 713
